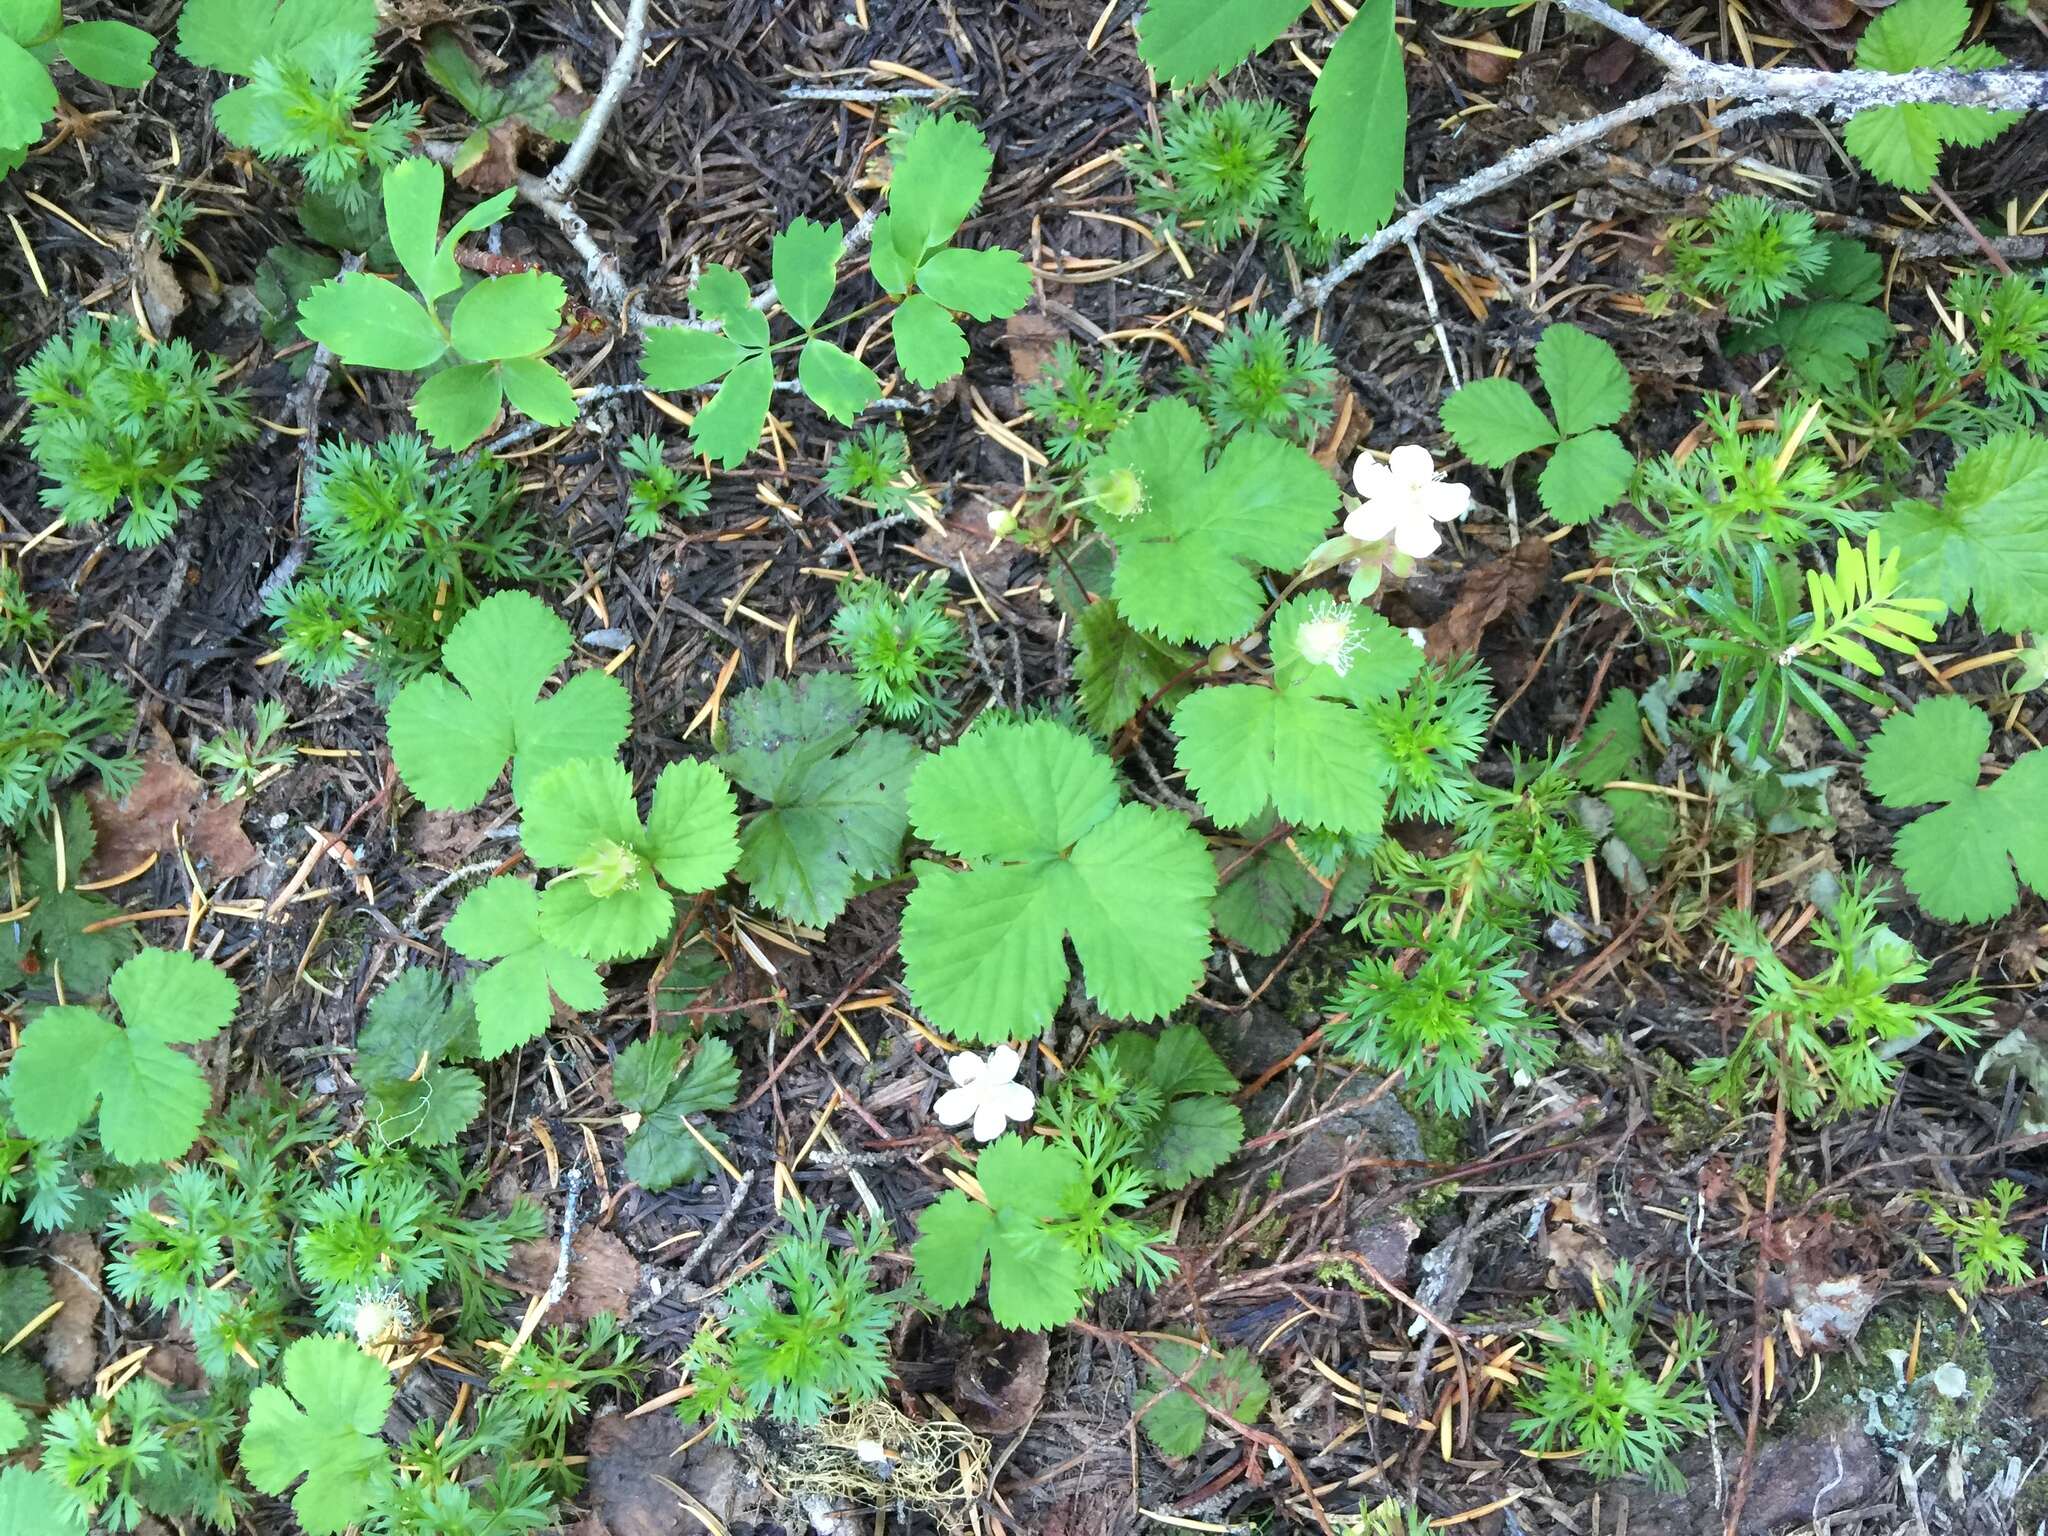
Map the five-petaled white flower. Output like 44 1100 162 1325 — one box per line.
1344 444 1471 559
933 1045 1036 1142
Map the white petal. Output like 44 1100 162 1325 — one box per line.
1352 455 1396 499
1388 443 1437 488
947 1051 984 1087
991 1081 1036 1124
972 1098 1009 1141
982 1044 1021 1083
934 1086 979 1127
1417 479 1472 523
1393 515 1443 559
1344 499 1400 542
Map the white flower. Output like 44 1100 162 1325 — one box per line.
933 1045 1036 1142
1295 597 1360 677
352 1286 414 1349
1406 626 1427 649
986 502 1019 537
1344 444 1471 559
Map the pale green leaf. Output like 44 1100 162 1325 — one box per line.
449 271 565 360
174 0 374 74
911 1135 1087 1330
1173 682 1388 835
642 324 744 391
0 38 50 154
891 293 969 388
498 355 576 425
886 113 992 262
645 758 742 891
298 274 448 370
1880 433 2048 634
411 361 503 450
796 338 881 424
0 0 59 47
1534 323 1630 436
1439 377 1556 468
1536 428 1632 525
444 877 606 1056
0 1467 84 1533
240 1336 394 1536
1136 0 1310 84
690 263 768 350
56 20 155 86
915 246 1032 321
381 156 452 304
770 216 843 331
689 354 774 468
1302 0 1404 240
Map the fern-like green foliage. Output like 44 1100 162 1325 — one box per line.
823 423 923 514
618 432 708 537
1725 234 1890 392
678 1206 897 1441
1512 1262 1714 1491
1126 97 1296 249
1663 195 1829 318
1180 313 1337 445
17 317 253 547
1694 866 1985 1118
826 579 966 732
1043 1024 1244 1190
1023 342 1143 468
1926 1178 2036 1297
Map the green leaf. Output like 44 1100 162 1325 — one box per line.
641 324 744 391
1136 0 1310 84
386 590 632 811
915 246 1032 321
444 877 606 1056
1105 1025 1244 1187
0 794 137 994
1863 694 2048 922
353 969 483 1147
0 37 52 153
1845 0 2017 190
770 216 843 331
612 1031 688 1115
174 0 374 74
902 720 1215 1041
1138 1340 1269 1456
1269 593 1422 705
1094 399 1339 646
796 338 881 425
1536 429 1632 525
449 271 565 360
381 156 453 304
298 274 449 371
616 1035 739 1192
1729 297 1893 392
1302 0 1404 240
865 212 917 296
891 293 969 389
0 1467 84 1534
56 20 155 86
1074 599 1196 736
1573 690 1646 788
719 674 921 928
886 113 992 263
1173 682 1389 835
646 759 744 891
498 355 576 425
0 0 60 47
689 354 774 468
240 1336 395 1536
5 948 236 1164
911 1134 1087 1330
1880 433 2048 634
0 1398 25 1453
1534 323 1631 436
1439 377 1556 468
411 362 503 450
690 262 769 350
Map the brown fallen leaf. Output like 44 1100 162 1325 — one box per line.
87 722 259 882
916 511 1018 610
1424 537 1551 661
504 1227 641 1327
1538 1185 1616 1292
1457 31 1513 86
1003 310 1065 391
953 1326 1048 1435
131 223 188 340
43 1231 101 1388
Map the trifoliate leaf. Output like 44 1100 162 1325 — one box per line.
884 113 992 265
770 216 844 331
411 361 503 450
1138 1340 1269 1456
353 968 484 1147
0 794 138 995
297 274 449 371
1863 694 2048 922
689 353 775 468
911 1134 1087 1331
240 1335 395 1536
616 1034 739 1193
1439 377 1556 468
1535 321 1631 437
915 246 1032 322
796 338 881 425
1173 682 1389 835
444 877 606 1056
891 293 969 389
449 271 565 360
1844 0 2017 190
386 590 631 811
1091 398 1339 646
1538 429 1633 526
524 758 739 963
57 20 156 86
1881 433 2048 634
1136 0 1310 84
5 948 235 1164
1105 1025 1244 1187
1301 0 1403 240
718 674 920 928
1074 599 1197 736
901 720 1216 1042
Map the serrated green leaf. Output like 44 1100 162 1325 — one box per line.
1728 295 1893 391
174 0 374 74
0 1467 83 1533
901 721 1215 1041
1104 1025 1243 1186
1440 376 1556 467
796 338 881 425
886 113 992 262
1302 0 1404 240
412 361 503 450
1845 0 2016 190
646 759 743 891
445 877 607 1055
354 969 483 1146
240 1336 394 1536
449 271 565 360
1880 433 2048 634
1136 0 1310 84
1535 323 1630 436
1536 428 1632 525
498 355 576 425
386 590 631 811
911 1134 1087 1330
620 1035 738 1192
642 324 744 391
0 795 137 994
56 20 154 86
1213 837 1317 954
689 354 775 468
1573 690 1646 787
612 1031 689 1115
4 948 236 1164
0 37 52 152
916 246 1032 321
771 216 843 331
0 0 60 47
1138 1340 1268 1456
891 293 969 388
298 274 449 371
1173 682 1388 835
689 263 768 350
1269 593 1422 705
1074 599 1196 736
